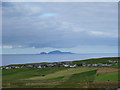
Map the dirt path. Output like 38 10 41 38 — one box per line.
96 68 118 74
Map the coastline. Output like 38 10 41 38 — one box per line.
2 56 119 67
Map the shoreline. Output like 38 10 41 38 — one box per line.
2 56 118 67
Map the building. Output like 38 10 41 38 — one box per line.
87 64 92 67
38 65 45 68
70 64 77 68
26 65 34 68
82 62 87 66
92 64 98 67
63 64 69 67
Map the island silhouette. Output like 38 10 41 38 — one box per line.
40 50 74 54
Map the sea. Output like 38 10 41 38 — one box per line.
2 53 118 66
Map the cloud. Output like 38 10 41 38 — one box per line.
3 45 13 49
2 2 117 50
89 31 117 38
2 2 42 17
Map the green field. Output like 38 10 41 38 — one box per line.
95 72 118 82
2 57 119 88
73 57 119 65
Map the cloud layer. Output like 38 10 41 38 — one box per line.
2 2 118 53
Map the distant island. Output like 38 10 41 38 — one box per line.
40 50 75 54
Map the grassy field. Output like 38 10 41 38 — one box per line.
95 72 118 82
2 67 67 82
27 67 97 80
2 57 119 88
73 57 119 64
55 70 97 88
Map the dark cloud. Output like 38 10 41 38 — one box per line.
2 2 117 49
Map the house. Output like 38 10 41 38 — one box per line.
70 64 77 68
11 66 16 69
2 67 5 69
99 63 112 66
92 64 98 67
87 64 92 67
5 67 11 69
107 64 112 66
57 63 64 67
101 63 107 66
26 65 34 68
38 65 42 68
21 65 26 68
82 62 87 66
33 65 39 68
63 64 69 67
38 65 45 68
14 66 20 69
47 63 55 67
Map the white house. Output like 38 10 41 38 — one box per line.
70 64 77 68
15 66 20 69
92 64 98 67
5 67 11 69
64 64 69 67
38 65 45 68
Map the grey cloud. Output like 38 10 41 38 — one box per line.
2 2 117 49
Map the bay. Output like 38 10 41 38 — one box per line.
2 53 118 66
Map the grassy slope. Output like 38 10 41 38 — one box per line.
2 67 97 88
2 67 68 88
28 67 97 80
73 57 119 65
2 67 68 81
55 70 97 88
95 72 118 82
90 71 118 88
2 57 119 88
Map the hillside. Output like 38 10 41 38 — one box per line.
2 57 119 88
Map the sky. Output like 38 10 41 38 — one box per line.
2 2 118 54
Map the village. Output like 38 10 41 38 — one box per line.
1 60 118 70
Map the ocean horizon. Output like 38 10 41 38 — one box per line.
2 53 118 66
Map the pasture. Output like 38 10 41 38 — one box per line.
2 57 119 88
